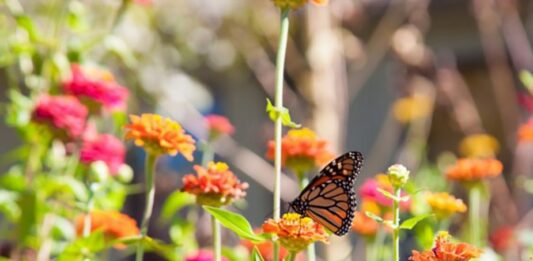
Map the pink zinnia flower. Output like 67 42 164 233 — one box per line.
359 175 410 209
63 64 128 112
205 114 234 140
32 95 88 139
185 250 228 261
80 134 126 174
518 93 533 112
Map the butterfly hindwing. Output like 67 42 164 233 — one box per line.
291 151 363 236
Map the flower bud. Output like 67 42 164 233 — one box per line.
89 160 109 183
387 164 410 188
116 164 134 183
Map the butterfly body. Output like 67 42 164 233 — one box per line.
289 151 363 236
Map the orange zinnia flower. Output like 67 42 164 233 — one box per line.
445 158 503 182
266 128 333 175
241 234 296 261
125 114 196 159
182 162 248 207
351 211 379 236
76 210 139 248
518 121 533 143
409 231 482 261
262 213 329 253
425 192 467 219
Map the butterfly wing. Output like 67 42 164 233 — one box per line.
295 151 363 236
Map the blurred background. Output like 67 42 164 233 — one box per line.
1 0 533 260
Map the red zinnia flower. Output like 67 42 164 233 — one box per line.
490 226 516 253
64 64 128 112
32 95 88 139
80 133 125 174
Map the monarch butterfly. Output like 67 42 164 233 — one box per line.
289 151 363 236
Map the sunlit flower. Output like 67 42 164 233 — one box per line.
63 64 128 112
445 158 503 182
425 192 467 219
459 134 499 158
182 162 248 207
125 114 196 159
76 210 139 248
185 249 228 261
351 211 379 236
266 128 333 175
80 133 125 174
272 0 326 10
32 95 88 139
205 114 234 140
359 174 411 210
241 232 295 261
409 231 482 261
489 226 516 253
518 121 533 143
262 213 329 253
393 94 432 123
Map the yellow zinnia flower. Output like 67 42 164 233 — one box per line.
459 134 499 158
425 192 467 219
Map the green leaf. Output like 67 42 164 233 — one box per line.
0 190 20 221
399 214 433 230
376 188 398 201
519 70 533 94
114 236 179 261
251 246 266 261
58 231 106 261
364 211 383 223
265 98 301 128
160 191 195 223
203 206 266 243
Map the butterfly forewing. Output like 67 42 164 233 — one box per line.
292 151 363 236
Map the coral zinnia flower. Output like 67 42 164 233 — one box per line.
351 211 379 236
185 250 228 261
125 114 196 159
425 192 467 219
271 0 326 10
205 114 234 140
409 231 482 261
32 95 88 139
80 133 125 174
182 162 248 207
262 213 329 253
393 94 432 123
518 120 533 143
76 210 139 248
63 64 128 112
266 128 333 175
445 158 503 182
359 174 411 210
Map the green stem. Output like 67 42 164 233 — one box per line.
297 174 315 261
371 229 386 261
468 184 481 247
82 188 95 237
392 187 401 261
136 153 158 261
211 214 221 261
273 7 290 261
287 251 297 261
202 141 214 167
